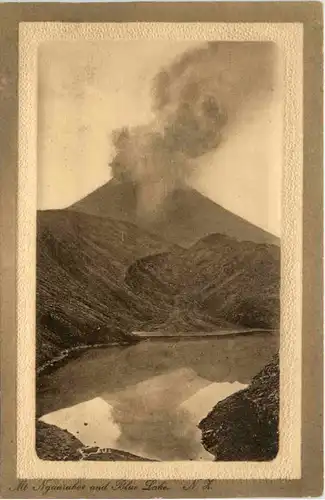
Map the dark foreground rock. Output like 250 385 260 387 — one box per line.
199 354 279 461
36 421 83 460
36 421 154 461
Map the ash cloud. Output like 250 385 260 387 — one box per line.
110 42 277 219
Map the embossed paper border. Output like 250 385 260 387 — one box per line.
0 2 323 498
19 20 303 482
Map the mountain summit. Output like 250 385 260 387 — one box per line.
70 180 279 247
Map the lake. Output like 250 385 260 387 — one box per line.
37 332 279 461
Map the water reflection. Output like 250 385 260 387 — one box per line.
38 333 278 460
40 369 247 460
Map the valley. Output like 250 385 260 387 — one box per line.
36 183 280 462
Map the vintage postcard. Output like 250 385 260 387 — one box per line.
0 3 323 498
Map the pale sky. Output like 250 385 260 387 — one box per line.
37 40 283 236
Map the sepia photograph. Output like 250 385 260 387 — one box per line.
35 38 281 463
0 7 322 497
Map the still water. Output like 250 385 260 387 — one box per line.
38 332 279 461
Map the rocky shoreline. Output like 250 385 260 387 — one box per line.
36 354 279 462
36 421 154 462
199 354 279 461
36 337 139 377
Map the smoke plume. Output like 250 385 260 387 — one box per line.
110 42 277 219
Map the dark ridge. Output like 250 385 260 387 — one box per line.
125 231 280 332
69 180 280 248
36 208 280 374
36 209 176 371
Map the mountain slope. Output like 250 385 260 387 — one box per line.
125 234 280 331
37 209 280 370
36 210 176 369
70 180 279 247
39 209 175 279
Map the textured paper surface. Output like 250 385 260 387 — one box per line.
17 21 303 480
0 3 322 498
